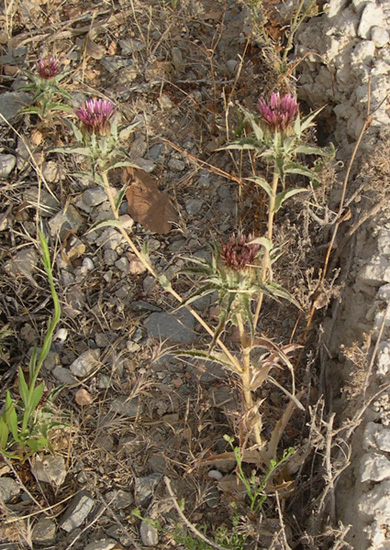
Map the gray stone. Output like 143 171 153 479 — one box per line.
4 247 38 285
49 205 84 239
371 26 389 47
52 366 78 385
226 59 238 74
110 396 143 417
105 489 133 510
0 477 21 503
119 38 145 54
100 56 133 73
134 473 162 507
104 249 118 266
358 3 384 39
358 256 390 285
23 187 59 217
32 518 57 545
0 154 16 177
149 144 163 160
69 348 100 377
140 520 159 546
134 157 156 172
114 257 130 274
84 539 117 550
0 91 31 124
361 452 390 482
60 490 95 532
82 187 108 208
185 198 203 215
31 455 67 487
131 301 162 312
328 0 350 17
168 158 186 171
129 137 147 159
144 308 197 343
205 486 220 508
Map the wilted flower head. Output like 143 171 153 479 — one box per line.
75 99 116 135
221 233 261 271
258 92 299 132
38 57 60 79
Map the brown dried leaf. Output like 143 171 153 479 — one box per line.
84 29 106 60
124 167 179 235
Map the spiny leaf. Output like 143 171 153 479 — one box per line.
274 188 308 213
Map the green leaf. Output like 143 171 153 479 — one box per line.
30 384 44 411
0 416 9 451
240 105 264 143
18 368 29 407
248 236 273 252
274 188 308 213
293 144 326 156
5 392 19 442
105 160 140 172
87 219 124 233
284 162 316 180
246 176 273 198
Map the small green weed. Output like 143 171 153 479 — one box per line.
0 231 65 461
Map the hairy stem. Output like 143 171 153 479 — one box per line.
253 168 279 330
236 314 262 446
101 172 243 374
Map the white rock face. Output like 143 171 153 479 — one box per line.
296 0 390 157
358 3 385 39
361 452 390 482
359 480 390 520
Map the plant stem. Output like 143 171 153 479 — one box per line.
236 314 262 447
253 168 279 330
101 172 243 374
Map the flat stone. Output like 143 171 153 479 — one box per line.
31 455 67 487
52 366 78 385
82 187 108 208
168 158 186 171
84 539 118 550
0 477 21 503
110 396 143 417
134 473 162 507
131 300 162 313
60 490 95 532
185 198 203 215
49 205 84 239
0 154 16 177
23 187 59 217
105 489 133 510
144 308 197 343
140 520 159 546
0 91 31 123
32 518 57 545
100 56 133 73
361 452 390 482
69 348 100 377
4 247 38 284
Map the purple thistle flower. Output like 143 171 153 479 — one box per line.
38 57 60 79
75 99 116 135
221 233 261 271
258 92 299 132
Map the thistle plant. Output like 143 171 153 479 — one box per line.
0 232 66 461
21 56 73 119
225 92 330 329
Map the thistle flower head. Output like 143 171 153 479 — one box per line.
258 92 299 132
38 57 60 79
221 233 261 271
75 99 116 135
